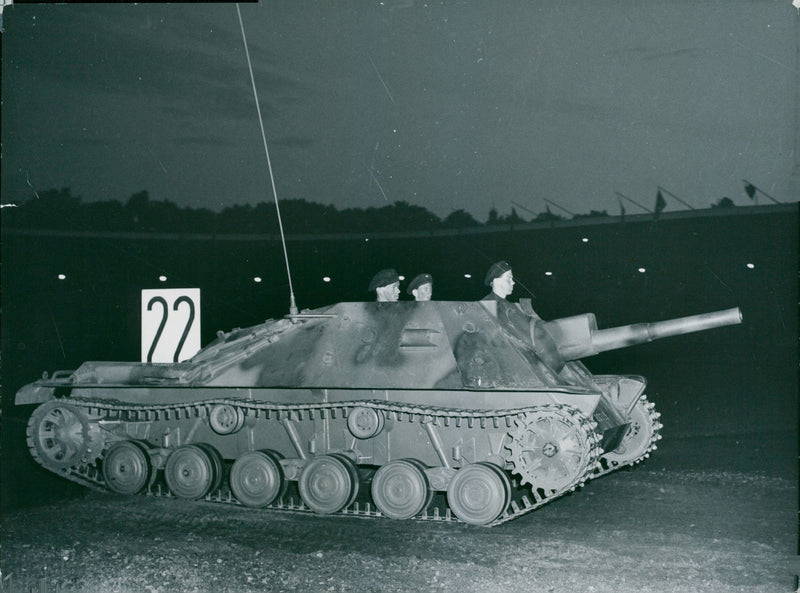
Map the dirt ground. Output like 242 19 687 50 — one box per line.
1 430 795 593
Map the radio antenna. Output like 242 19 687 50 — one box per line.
236 4 298 315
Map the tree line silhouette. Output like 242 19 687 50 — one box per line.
1 188 737 234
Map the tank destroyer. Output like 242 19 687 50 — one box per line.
16 300 741 525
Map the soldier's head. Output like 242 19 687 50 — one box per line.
485 261 514 299
368 269 400 302
407 273 433 301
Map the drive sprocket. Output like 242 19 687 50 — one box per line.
505 405 600 493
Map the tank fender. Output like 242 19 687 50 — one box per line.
15 381 56 405
593 375 647 417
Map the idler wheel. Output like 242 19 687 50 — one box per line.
371 459 433 520
164 444 215 499
446 462 511 526
27 401 90 471
603 396 662 465
102 440 152 495
298 454 359 514
230 450 286 508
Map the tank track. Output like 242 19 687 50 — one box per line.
26 396 660 526
594 395 663 477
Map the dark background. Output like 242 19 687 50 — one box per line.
2 203 797 510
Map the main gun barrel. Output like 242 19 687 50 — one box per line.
589 307 742 356
538 307 743 369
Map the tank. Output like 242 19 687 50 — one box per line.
16 300 741 525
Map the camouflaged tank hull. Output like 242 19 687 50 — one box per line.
16 301 741 525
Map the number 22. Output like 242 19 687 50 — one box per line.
146 295 196 362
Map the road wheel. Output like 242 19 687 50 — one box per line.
298 454 359 514
102 440 152 495
446 462 510 525
196 443 225 494
164 444 215 499
371 459 433 520
230 450 286 508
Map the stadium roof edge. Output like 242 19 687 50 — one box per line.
2 202 797 242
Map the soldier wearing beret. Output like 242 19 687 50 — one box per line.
483 261 514 302
481 261 540 341
368 268 401 302
406 273 433 301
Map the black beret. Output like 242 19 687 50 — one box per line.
368 268 399 291
406 273 433 295
484 260 511 286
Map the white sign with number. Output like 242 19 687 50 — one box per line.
141 288 201 363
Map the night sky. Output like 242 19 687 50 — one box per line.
2 1 797 221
